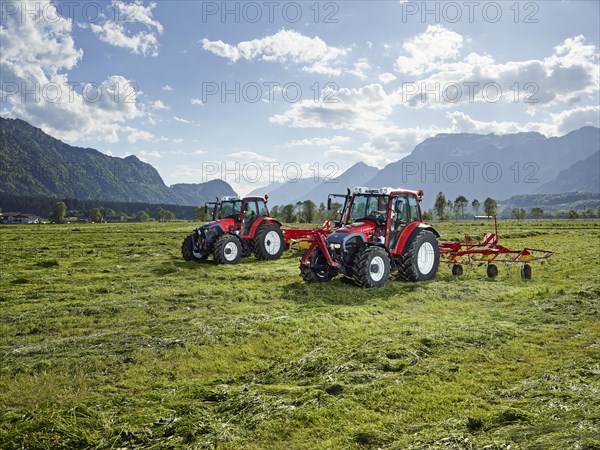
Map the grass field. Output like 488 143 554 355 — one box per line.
1 220 599 449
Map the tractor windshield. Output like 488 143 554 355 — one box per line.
348 194 389 224
219 200 242 219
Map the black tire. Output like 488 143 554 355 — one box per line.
300 248 336 283
181 234 207 261
397 230 440 282
452 264 463 276
254 224 285 260
521 263 532 279
213 234 242 265
486 263 499 278
354 246 391 288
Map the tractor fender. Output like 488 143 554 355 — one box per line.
394 223 440 255
248 216 282 237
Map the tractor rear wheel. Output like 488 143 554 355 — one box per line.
181 234 207 261
254 224 285 260
354 246 391 288
300 248 336 283
213 235 242 265
397 230 440 281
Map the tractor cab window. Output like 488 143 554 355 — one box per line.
219 200 242 219
243 199 260 235
348 194 389 225
407 195 421 222
257 200 268 217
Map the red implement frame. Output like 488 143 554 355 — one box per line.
282 220 334 249
439 216 553 266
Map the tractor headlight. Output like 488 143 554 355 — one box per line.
329 242 341 249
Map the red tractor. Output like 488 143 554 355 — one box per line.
182 196 285 264
300 187 440 287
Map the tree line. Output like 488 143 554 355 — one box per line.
0 194 197 221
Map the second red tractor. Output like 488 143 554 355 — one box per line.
182 195 285 264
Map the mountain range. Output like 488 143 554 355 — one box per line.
253 127 600 209
0 118 235 206
1 117 598 211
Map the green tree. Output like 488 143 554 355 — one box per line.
454 195 468 219
597 205 600 218
90 207 103 222
434 192 446 220
155 207 175 222
530 207 544 219
195 207 209 222
104 208 116 218
301 200 317 223
136 210 150 222
270 205 279 219
471 199 480 216
281 204 295 223
317 202 326 222
50 201 67 223
511 208 526 220
446 200 453 219
567 209 579 220
483 197 497 217
327 202 343 222
583 208 593 218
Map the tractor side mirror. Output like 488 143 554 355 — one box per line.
204 205 208 214
395 201 404 214
327 198 332 210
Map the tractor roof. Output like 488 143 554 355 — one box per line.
352 187 424 197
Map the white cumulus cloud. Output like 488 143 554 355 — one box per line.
89 1 163 57
201 29 350 75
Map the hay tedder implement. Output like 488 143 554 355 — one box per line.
439 216 553 279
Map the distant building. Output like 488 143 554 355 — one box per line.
1 212 40 224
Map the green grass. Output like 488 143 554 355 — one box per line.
1 220 599 449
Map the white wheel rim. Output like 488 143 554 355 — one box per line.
224 241 238 261
417 242 435 274
264 230 281 255
370 255 385 282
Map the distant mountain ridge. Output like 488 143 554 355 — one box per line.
2 118 597 210
252 127 599 209
0 118 236 206
364 127 600 209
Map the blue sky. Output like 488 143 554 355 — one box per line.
1 0 599 194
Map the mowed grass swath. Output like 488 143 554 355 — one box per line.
0 221 599 449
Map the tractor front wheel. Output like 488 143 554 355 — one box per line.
300 248 336 283
181 234 207 261
214 235 242 265
397 230 440 282
354 246 391 288
254 224 285 260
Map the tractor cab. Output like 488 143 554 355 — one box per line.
328 187 425 248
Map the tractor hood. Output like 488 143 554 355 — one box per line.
199 217 236 233
326 220 377 246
